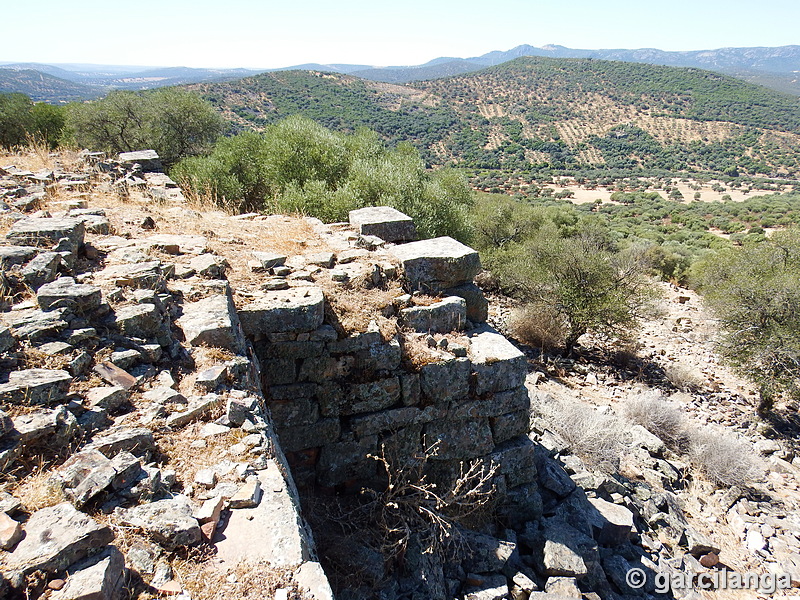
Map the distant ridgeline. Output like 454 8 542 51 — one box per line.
189 57 800 178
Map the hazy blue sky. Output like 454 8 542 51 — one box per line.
2 0 797 68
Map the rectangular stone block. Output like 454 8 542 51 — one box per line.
419 358 470 403
346 377 401 414
261 358 297 386
400 297 467 333
389 236 481 292
348 206 417 243
469 328 527 395
269 383 317 401
400 372 420 406
278 418 340 452
316 436 378 487
0 369 72 405
450 387 529 419
350 407 422 438
327 330 382 354
238 288 324 336
269 398 320 427
491 410 531 444
6 217 85 248
256 340 325 361
490 437 538 488
353 338 401 373
177 293 246 354
424 418 494 460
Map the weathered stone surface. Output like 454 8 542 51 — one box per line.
0 245 37 268
0 368 71 405
0 511 22 550
93 362 137 390
531 521 597 579
178 293 245 353
50 545 125 600
166 394 222 428
51 449 117 507
113 303 163 338
464 574 509 600
3 307 69 341
490 437 538 488
251 251 287 270
190 253 229 278
97 261 165 289
444 282 489 323
424 418 493 460
451 387 529 419
37 277 102 313
238 288 325 336
6 217 84 248
469 329 527 395
491 410 530 445
538 456 577 498
345 377 401 414
348 206 417 242
269 397 319 427
419 358 470 402
294 561 334 600
401 296 467 333
229 478 263 509
119 150 162 172
85 386 129 411
544 576 581 598
11 406 76 444
85 426 155 458
0 325 15 353
195 365 227 390
21 251 61 289
389 236 481 292
277 418 340 452
3 503 113 577
216 460 311 567
461 530 517 573
317 436 378 487
351 407 422 437
587 497 634 546
117 496 200 549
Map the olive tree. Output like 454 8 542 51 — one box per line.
696 229 800 412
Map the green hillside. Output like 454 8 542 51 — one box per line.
191 57 800 178
0 69 100 102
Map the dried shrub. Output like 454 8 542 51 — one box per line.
363 445 498 562
535 396 625 472
624 392 690 451
507 302 565 352
687 427 764 488
399 332 445 370
664 363 705 392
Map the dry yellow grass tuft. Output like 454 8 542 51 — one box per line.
11 467 64 512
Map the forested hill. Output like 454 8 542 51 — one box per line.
189 56 800 177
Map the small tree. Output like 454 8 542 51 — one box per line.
696 229 800 412
502 224 658 354
0 93 33 149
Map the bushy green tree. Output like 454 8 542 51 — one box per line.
0 93 34 149
67 88 223 165
172 116 473 239
696 229 800 412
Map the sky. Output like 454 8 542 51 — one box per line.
1 0 798 69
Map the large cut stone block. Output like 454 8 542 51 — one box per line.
400 296 467 333
178 293 245 353
118 150 162 172
424 418 493 460
469 328 527 395
6 217 85 248
348 206 417 242
419 358 470 403
389 236 481 292
117 496 200 549
238 287 324 336
443 282 488 323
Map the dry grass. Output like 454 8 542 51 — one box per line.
688 427 764 488
318 275 404 337
155 425 248 488
17 345 72 371
11 466 65 511
172 560 304 600
507 302 565 352
624 392 690 451
399 332 447 370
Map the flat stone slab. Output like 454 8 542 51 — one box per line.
215 460 310 568
50 546 125 600
238 287 324 336
400 296 467 333
468 328 527 395
0 245 38 268
118 150 162 172
116 496 200 549
5 217 85 248
178 293 245 353
348 206 417 242
37 277 102 313
145 234 208 255
587 497 634 546
389 236 481 292
3 502 113 578
0 369 72 405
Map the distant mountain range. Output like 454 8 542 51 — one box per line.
2 44 799 102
